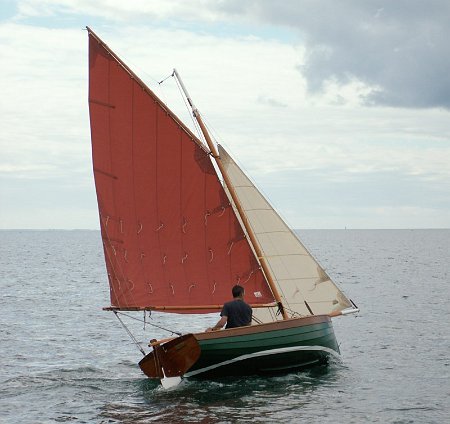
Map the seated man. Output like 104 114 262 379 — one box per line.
206 284 252 331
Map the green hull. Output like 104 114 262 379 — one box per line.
186 315 339 378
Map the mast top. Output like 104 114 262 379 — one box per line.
173 68 198 116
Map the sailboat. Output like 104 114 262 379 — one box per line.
87 27 358 386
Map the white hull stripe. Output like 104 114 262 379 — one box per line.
184 345 340 377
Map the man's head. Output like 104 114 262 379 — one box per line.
232 285 245 299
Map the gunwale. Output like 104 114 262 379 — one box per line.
193 314 332 341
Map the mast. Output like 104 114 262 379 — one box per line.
173 69 288 320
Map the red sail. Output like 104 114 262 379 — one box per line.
87 31 274 312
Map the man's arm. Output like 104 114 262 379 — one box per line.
206 315 227 332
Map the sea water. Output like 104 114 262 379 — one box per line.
1 229 449 423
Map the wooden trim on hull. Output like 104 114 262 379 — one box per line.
193 314 332 340
139 334 201 378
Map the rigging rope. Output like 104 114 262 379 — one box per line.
200 115 224 147
116 311 182 336
173 76 205 145
112 310 183 356
113 311 146 356
158 70 205 148
158 71 175 85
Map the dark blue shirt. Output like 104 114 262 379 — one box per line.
221 299 252 329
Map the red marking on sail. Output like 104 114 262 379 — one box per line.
88 32 274 312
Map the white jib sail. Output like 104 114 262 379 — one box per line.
218 145 353 323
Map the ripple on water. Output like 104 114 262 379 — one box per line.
1 230 450 423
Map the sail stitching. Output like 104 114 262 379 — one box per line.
89 32 279 312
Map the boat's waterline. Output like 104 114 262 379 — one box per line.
184 345 340 377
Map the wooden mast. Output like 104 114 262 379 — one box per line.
173 69 288 320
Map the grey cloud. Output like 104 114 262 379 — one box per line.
257 95 287 108
215 0 450 109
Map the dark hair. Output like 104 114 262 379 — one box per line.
232 285 245 298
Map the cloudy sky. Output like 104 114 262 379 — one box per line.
1 0 449 229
